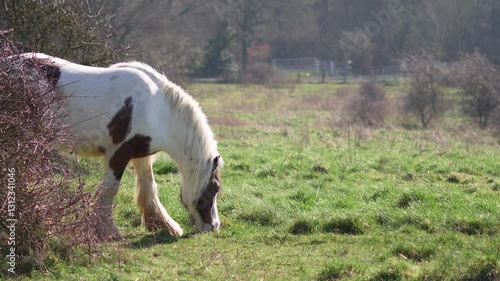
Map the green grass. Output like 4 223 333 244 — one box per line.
12 82 500 280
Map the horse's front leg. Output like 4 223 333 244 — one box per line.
94 166 123 240
132 156 183 237
94 148 132 241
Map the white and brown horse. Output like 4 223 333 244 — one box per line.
13 53 223 240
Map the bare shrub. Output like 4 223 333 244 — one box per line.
402 54 448 128
0 0 123 65
493 105 500 132
453 51 500 129
0 35 98 275
301 94 341 112
210 115 248 127
346 81 388 127
241 63 284 84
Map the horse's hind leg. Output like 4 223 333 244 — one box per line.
132 156 183 237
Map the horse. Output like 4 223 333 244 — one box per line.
13 53 223 240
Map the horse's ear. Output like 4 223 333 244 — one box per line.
212 155 220 171
197 175 220 212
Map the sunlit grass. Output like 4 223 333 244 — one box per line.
20 82 500 280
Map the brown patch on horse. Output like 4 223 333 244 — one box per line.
109 134 152 180
196 156 221 224
98 146 106 154
107 97 133 144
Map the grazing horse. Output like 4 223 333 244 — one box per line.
14 53 223 240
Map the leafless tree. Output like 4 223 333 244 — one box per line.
100 0 212 44
402 54 448 128
454 51 500 129
0 0 123 65
215 0 271 77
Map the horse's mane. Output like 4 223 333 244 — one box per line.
109 61 221 198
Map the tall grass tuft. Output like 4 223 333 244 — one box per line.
238 205 283 227
289 219 319 235
391 241 435 262
317 260 355 281
323 216 366 235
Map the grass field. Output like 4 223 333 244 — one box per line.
19 82 499 280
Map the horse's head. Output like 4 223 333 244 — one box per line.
181 155 222 232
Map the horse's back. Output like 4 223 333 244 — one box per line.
17 53 162 154
16 53 158 100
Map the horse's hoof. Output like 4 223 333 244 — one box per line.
165 218 183 237
144 216 183 237
168 226 183 237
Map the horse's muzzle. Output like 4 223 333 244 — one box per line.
211 221 220 231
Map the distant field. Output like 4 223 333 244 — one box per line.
24 82 499 280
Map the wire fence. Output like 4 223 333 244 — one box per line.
271 57 402 82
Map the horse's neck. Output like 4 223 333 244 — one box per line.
163 112 213 196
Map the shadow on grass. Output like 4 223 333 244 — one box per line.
126 229 180 249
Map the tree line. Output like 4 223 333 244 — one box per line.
95 0 500 76
1 0 499 130
2 0 499 77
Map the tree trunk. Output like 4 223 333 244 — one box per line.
241 37 248 78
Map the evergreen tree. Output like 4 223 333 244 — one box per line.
198 19 234 77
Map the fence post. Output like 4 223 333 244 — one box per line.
314 58 320 74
